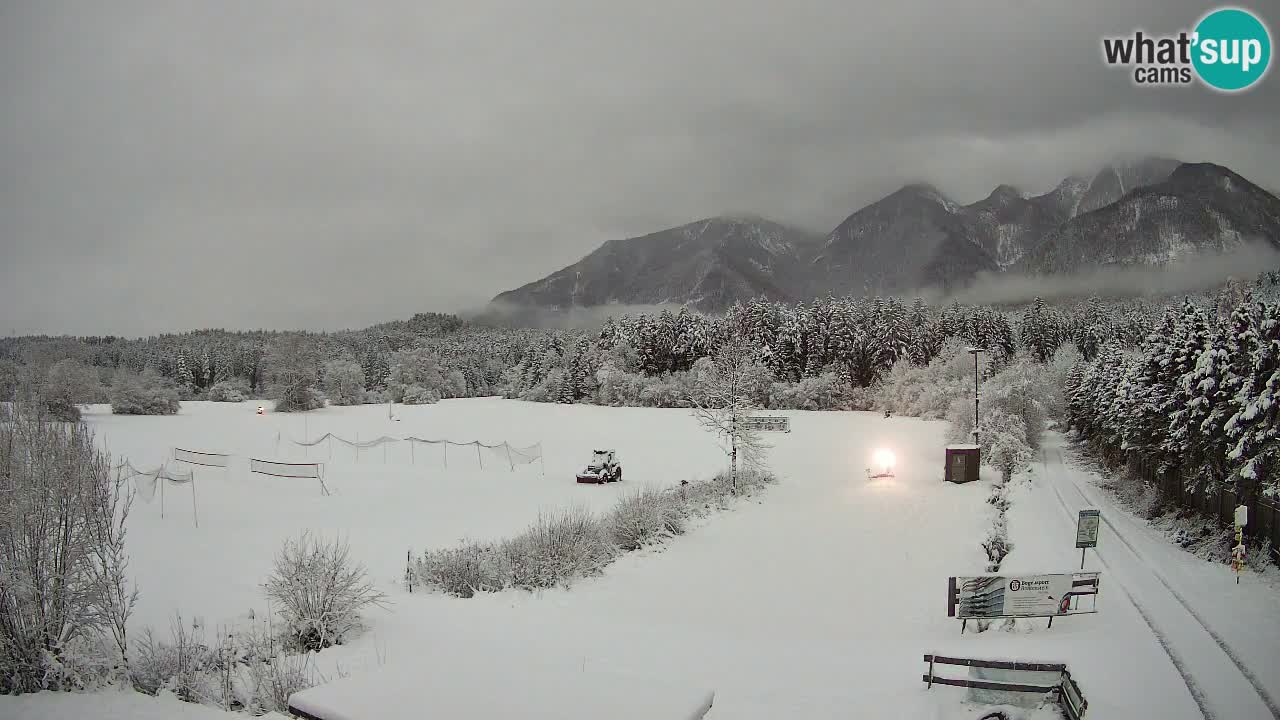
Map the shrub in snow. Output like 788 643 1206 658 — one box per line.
0 409 136 692
39 358 102 421
206 378 250 402
415 470 776 598
244 648 319 713
130 614 322 713
608 488 687 551
322 360 365 406
875 340 974 419
386 348 463 403
361 388 391 404
982 516 1013 573
982 408 1034 482
416 543 507 598
129 618 214 703
499 507 617 591
768 372 848 410
263 336 324 412
637 374 692 408
110 369 181 415
262 533 387 651
400 384 441 405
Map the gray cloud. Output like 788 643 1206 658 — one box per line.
2 0 1278 336
945 243 1280 306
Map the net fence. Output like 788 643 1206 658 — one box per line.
279 432 543 470
174 447 231 467
117 460 193 503
249 458 323 479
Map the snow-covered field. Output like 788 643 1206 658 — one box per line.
5 400 1278 719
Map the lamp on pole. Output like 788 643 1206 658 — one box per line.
966 347 985 445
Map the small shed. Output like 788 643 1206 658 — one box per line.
945 444 980 484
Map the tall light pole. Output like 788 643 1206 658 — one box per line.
967 347 984 445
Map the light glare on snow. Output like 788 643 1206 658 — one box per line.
873 448 896 471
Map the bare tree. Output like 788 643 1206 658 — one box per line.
263 532 387 651
263 336 323 412
0 407 137 691
688 335 771 494
40 358 102 421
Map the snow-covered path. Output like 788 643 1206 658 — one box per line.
1015 434 1280 720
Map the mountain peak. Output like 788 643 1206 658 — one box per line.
986 184 1025 203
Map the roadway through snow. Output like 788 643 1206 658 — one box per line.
1036 437 1278 720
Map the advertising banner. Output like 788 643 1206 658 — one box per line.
743 416 790 433
948 573 1100 619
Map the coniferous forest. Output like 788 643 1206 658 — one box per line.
3 272 1279 531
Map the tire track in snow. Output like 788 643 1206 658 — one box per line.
1043 476 1215 719
1053 450 1280 720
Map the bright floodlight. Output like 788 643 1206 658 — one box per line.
873 448 896 470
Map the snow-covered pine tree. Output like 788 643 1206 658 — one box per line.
175 351 195 392
1157 299 1210 458
1225 302 1280 501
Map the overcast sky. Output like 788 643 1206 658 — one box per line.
2 1 1277 336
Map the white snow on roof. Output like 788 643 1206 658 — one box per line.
946 444 980 450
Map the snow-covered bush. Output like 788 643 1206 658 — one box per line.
206 378 251 402
262 533 387 651
129 618 213 702
499 507 617 591
637 374 693 408
386 348 463 403
110 369 181 415
243 648 319 713
875 339 973 419
263 337 324 413
130 615 321 713
981 357 1049 451
982 515 1013 573
321 360 364 406
415 543 506 598
0 411 135 692
361 388 391 404
607 488 687 550
768 372 847 410
415 470 776 598
401 384 441 405
40 358 102 421
983 408 1035 482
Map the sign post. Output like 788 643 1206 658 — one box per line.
1075 509 1100 569
1232 505 1248 584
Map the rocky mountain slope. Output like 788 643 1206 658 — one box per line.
492 157 1280 311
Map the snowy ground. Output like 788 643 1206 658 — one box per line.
5 401 1278 719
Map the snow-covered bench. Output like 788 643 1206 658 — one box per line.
923 654 1087 719
287 660 715 720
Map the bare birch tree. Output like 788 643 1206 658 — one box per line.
0 407 137 691
688 335 770 494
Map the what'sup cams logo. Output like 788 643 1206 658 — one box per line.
1103 7 1271 91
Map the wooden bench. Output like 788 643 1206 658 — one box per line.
923 654 1088 720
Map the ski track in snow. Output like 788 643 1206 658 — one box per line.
1044 467 1216 720
1042 442 1278 720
